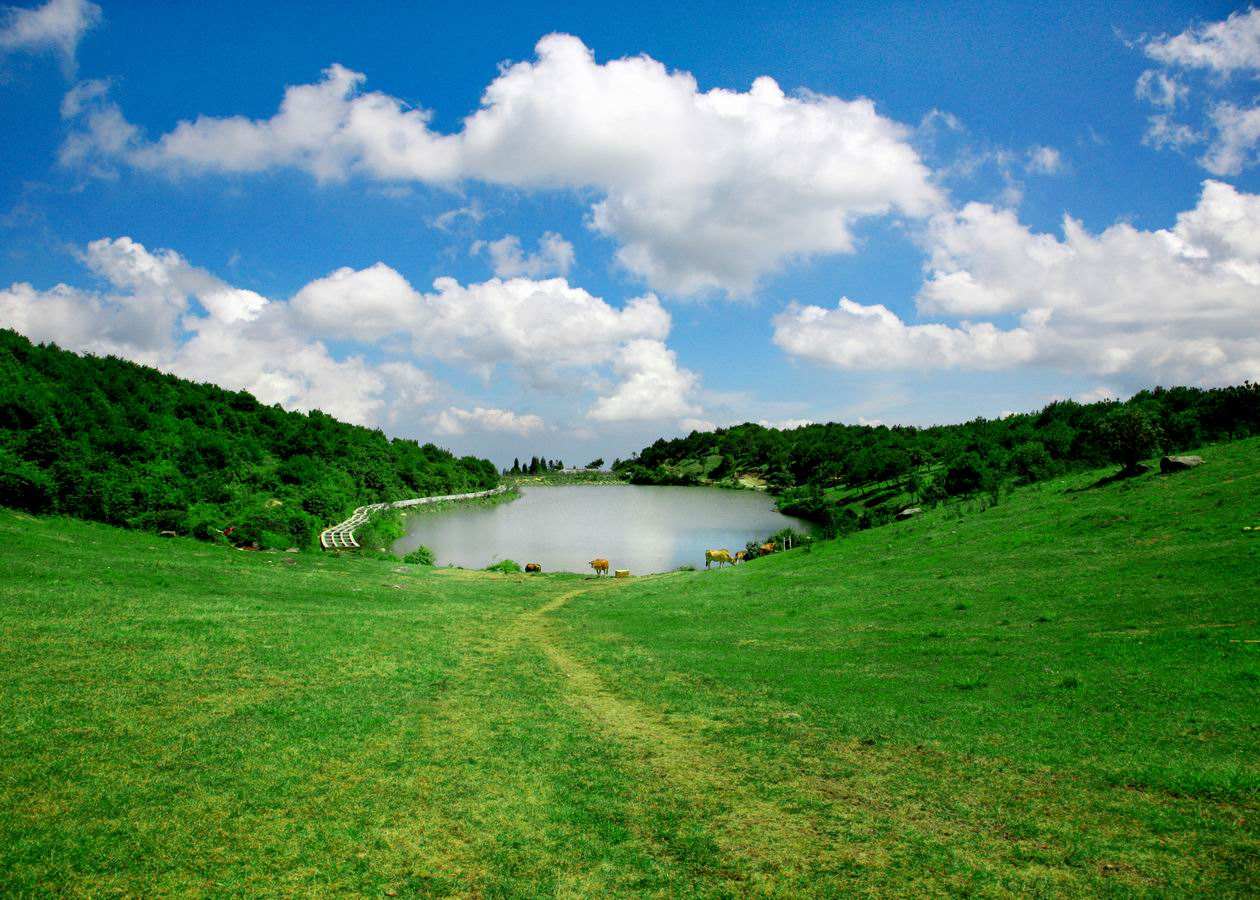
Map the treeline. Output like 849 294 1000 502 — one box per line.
615 384 1260 534
507 456 566 475
0 330 499 549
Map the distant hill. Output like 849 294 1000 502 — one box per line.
0 329 498 549
615 383 1260 533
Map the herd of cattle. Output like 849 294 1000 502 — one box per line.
518 544 779 576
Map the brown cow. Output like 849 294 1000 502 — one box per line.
525 563 542 573
705 549 734 568
590 558 609 576
734 550 747 563
760 542 776 555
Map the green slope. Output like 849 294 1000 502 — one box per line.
1 439 1257 894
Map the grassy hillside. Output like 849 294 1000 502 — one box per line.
615 385 1260 535
1 439 1257 894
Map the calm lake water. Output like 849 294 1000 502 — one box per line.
391 484 812 574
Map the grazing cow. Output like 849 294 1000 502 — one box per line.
760 542 776 555
705 549 735 568
734 550 747 563
525 562 542 573
590 558 609 576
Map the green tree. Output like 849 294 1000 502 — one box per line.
1099 407 1163 474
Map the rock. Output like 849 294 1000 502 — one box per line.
285 547 300 553
896 507 923 521
1160 455 1204 473
158 530 177 537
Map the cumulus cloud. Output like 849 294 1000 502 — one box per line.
290 265 671 386
774 297 1036 371
0 0 99 74
472 231 574 278
1 236 703 430
0 239 417 425
431 406 544 436
775 180 1260 386
1142 7 1260 75
60 33 941 296
1136 9 1260 174
588 339 700 422
1201 101 1260 174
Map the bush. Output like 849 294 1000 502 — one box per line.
403 545 435 566
1009 441 1055 484
944 453 989 496
354 510 405 552
484 559 522 574
0 448 55 512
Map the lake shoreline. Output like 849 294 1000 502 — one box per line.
392 482 813 574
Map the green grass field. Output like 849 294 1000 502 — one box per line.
1 440 1257 895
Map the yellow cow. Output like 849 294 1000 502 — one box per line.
589 558 609 576
705 549 735 568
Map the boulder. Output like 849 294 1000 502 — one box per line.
158 530 177 537
285 547 300 553
1160 455 1204 473
896 507 923 521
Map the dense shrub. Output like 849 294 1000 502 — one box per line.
484 559 522 574
403 545 435 566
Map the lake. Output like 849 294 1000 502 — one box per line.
391 484 812 573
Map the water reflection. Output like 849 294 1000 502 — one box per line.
391 484 811 573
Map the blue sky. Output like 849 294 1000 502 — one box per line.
2 0 1258 465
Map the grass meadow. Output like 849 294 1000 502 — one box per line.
1 439 1257 895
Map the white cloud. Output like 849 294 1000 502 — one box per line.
775 181 1260 386
757 418 816 430
774 297 1036 371
1025 145 1062 174
1 236 706 432
431 406 545 436
291 265 670 385
678 417 717 433
472 231 574 278
588 339 700 421
1135 10 1260 174
430 201 484 232
62 33 942 296
1076 386 1116 404
1201 100 1260 174
1135 69 1189 110
57 79 138 176
0 0 99 74
1142 113 1203 151
1142 7 1260 75
0 240 419 426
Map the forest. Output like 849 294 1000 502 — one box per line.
615 383 1260 535
0 330 499 549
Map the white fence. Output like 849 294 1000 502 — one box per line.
319 485 509 550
